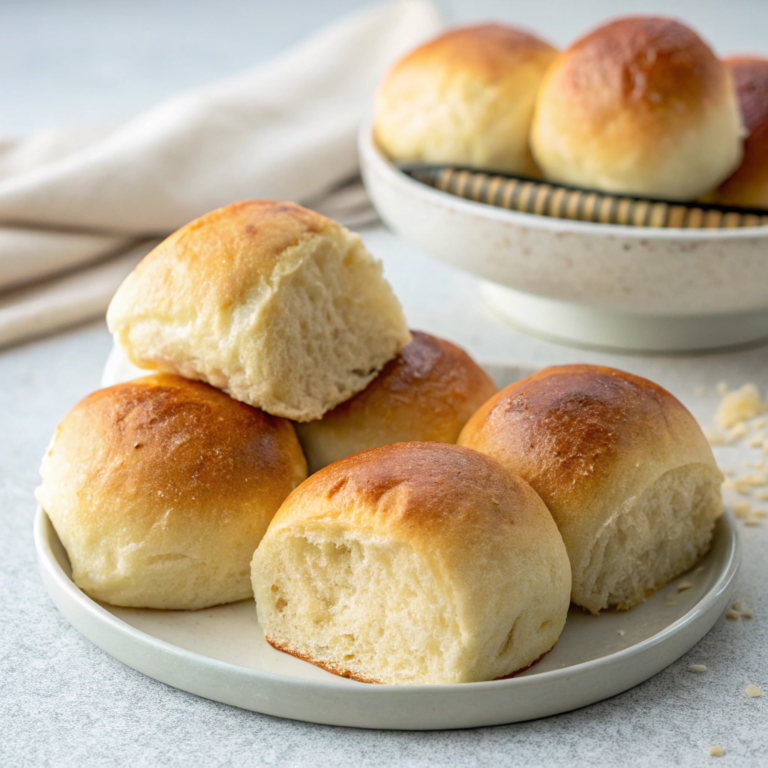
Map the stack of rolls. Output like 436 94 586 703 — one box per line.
37 200 412 610
375 15 768 209
39 198 574 684
37 207 723 684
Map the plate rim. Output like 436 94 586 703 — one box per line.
35 504 741 723
358 117 768 242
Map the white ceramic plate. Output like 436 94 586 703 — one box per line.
34 507 739 730
359 121 768 352
32 350 741 729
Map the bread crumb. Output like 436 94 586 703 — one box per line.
734 481 752 496
722 479 736 490
756 418 767 429
717 381 728 395
693 565 705 574
757 490 768 500
741 472 768 486
722 468 736 477
733 501 751 519
617 630 625 636
730 422 749 441
678 581 694 592
746 684 761 697
706 429 727 446
706 745 723 757
664 597 677 606
746 460 765 469
694 385 706 396
716 383 768 428
744 516 761 526
748 436 765 448
726 610 740 620
689 664 707 672
732 601 754 619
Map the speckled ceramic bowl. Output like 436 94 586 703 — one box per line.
359 121 768 352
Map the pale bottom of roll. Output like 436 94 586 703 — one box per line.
572 463 723 614
252 528 565 685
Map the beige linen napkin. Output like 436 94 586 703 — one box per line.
0 0 442 348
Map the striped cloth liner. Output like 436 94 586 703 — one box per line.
405 166 768 229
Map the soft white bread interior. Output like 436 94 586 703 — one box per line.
530 16 743 200
107 201 410 422
251 442 571 685
459 364 723 614
35 374 307 609
295 330 496 474
711 57 768 209
374 23 558 175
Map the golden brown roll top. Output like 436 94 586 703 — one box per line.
251 442 571 684
36 374 307 609
295 330 496 473
530 16 743 200
459 364 723 613
712 57 768 209
107 200 410 422
374 23 558 174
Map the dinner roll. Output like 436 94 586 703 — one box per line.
252 442 571 685
295 331 496 474
35 374 307 610
530 17 743 200
711 57 768 209
374 23 558 175
459 365 723 614
107 201 410 422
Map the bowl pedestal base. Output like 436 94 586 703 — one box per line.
482 282 768 353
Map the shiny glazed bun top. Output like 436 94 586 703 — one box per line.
295 330 496 474
36 374 307 610
107 200 410 422
459 364 723 614
712 57 768 209
374 23 558 174
530 16 743 200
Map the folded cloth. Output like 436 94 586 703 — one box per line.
0 0 442 348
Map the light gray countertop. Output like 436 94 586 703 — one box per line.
1 2 767 765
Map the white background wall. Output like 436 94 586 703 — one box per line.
3 0 766 135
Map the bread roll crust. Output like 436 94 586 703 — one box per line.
159 200 324 308
252 442 571 684
459 364 723 613
295 331 496 473
107 200 410 421
713 57 768 208
36 374 307 609
374 23 558 174
135 200 332 312
531 16 743 199
392 23 556 85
